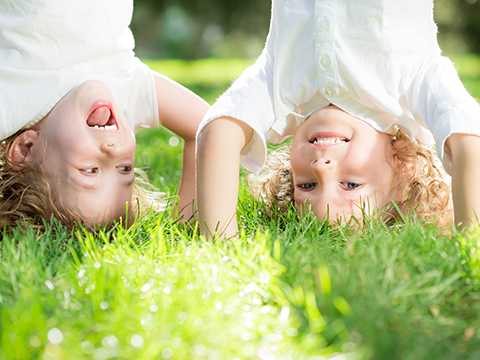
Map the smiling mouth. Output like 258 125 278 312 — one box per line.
309 132 350 145
87 100 118 131
311 137 348 145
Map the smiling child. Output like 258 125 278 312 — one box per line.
196 0 480 238
0 0 208 229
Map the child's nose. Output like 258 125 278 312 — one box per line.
311 157 333 169
100 142 121 156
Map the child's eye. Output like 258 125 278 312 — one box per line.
117 165 132 173
298 183 317 190
80 168 99 174
345 182 361 190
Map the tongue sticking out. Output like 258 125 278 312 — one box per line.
87 106 112 127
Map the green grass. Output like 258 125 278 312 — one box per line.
2 56 480 359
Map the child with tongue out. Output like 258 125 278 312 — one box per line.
196 0 480 238
0 0 208 229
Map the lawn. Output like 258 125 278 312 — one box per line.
2 57 480 360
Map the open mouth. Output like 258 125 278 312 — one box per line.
309 132 349 145
86 100 118 131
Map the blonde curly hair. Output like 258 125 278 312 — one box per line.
0 130 160 233
249 129 452 229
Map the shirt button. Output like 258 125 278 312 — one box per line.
320 55 331 69
318 17 329 31
324 86 337 97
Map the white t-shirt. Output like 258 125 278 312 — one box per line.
0 0 158 139
198 0 480 175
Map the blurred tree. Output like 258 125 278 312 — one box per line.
457 0 480 53
131 0 270 59
130 0 480 59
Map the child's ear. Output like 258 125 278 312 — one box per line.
7 130 39 171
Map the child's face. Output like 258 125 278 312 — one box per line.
290 105 395 223
32 80 136 226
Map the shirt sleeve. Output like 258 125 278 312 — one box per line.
401 56 480 174
196 45 275 175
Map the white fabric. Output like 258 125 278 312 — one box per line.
0 0 158 139
198 0 480 175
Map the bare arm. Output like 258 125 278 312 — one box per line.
197 117 253 239
152 71 209 222
445 133 480 229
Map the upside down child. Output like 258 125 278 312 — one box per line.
196 0 480 238
0 0 208 229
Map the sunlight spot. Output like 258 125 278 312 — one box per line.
214 285 223 293
279 306 290 323
223 256 230 261
224 305 234 315
260 271 270 284
242 332 251 341
257 347 275 360
48 328 63 344
163 286 171 294
194 317 203 326
244 319 254 329
29 335 41 347
150 304 159 312
306 333 318 343
45 280 54 291
162 347 173 358
261 305 271 314
102 335 118 348
94 262 101 268
215 301 223 310
187 283 194 290
244 282 258 294
100 301 108 310
286 328 298 337
260 255 265 260
169 136 180 147
141 283 152 292
81 341 94 354
193 344 207 356
252 298 262 305
178 312 188 322
172 337 182 347
131 334 144 348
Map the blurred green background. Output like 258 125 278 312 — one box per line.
130 0 480 60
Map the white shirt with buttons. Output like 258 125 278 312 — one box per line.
197 0 480 175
